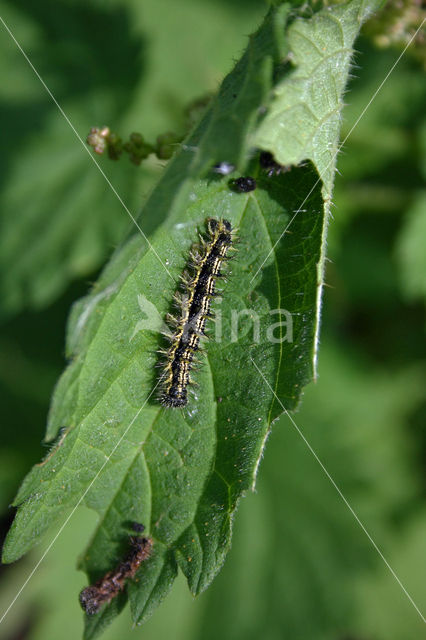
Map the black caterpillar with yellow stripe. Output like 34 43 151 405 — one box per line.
160 218 234 408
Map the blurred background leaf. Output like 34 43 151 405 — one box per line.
0 0 265 320
1 1 425 639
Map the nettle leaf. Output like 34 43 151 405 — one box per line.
3 1 381 636
0 0 265 320
254 0 385 194
0 123 140 318
0 1 146 319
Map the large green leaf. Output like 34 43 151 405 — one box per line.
0 0 146 319
0 0 264 319
3 1 382 636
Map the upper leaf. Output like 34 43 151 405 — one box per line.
254 0 385 193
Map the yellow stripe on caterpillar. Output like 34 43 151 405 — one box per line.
159 218 235 408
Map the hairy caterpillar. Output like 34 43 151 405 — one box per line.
159 218 235 408
79 523 153 615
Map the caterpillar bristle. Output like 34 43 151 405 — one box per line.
173 291 184 303
165 313 180 327
157 218 235 409
180 272 191 286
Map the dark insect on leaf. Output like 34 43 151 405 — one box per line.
229 176 257 192
79 524 153 616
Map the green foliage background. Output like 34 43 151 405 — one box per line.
0 1 425 639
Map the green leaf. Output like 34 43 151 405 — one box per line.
0 0 264 319
3 0 380 635
254 0 384 193
0 122 140 318
0 1 147 319
395 190 426 302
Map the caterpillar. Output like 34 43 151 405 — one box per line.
159 218 235 408
79 523 153 615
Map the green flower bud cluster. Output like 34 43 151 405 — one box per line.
86 127 183 165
